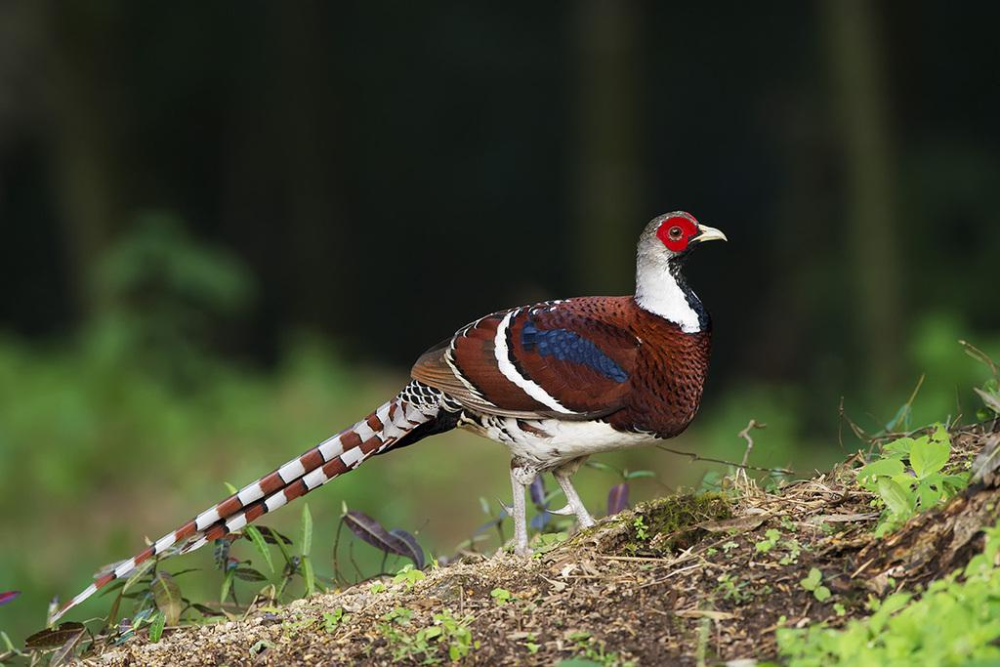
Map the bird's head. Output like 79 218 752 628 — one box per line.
639 211 727 262
635 211 727 331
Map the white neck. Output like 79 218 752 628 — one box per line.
635 258 703 333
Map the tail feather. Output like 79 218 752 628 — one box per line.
53 381 455 622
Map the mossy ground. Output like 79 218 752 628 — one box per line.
47 425 1000 665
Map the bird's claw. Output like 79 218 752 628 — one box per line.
548 504 576 516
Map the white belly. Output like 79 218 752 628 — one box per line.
461 416 659 469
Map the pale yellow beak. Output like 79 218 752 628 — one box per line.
694 224 728 244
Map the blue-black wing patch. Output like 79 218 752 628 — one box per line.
520 318 629 383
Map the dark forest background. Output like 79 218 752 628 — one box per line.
1 1 999 644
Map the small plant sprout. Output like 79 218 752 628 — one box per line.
755 529 781 553
392 564 426 590
323 608 350 632
587 460 656 517
633 516 649 540
800 568 831 602
856 425 967 536
490 588 513 606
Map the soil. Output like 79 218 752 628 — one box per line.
72 424 1000 666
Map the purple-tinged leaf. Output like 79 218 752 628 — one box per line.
342 511 424 566
343 510 403 555
49 624 86 667
151 572 183 626
25 622 86 649
473 516 506 536
252 526 294 546
530 511 551 531
389 529 426 569
0 590 19 606
213 539 231 571
232 567 268 582
529 477 547 507
191 603 224 617
607 483 629 516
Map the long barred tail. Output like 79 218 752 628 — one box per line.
53 381 460 622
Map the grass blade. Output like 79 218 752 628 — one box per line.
244 525 274 574
302 556 316 597
301 503 313 558
148 610 166 643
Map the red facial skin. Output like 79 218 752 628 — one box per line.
656 215 699 253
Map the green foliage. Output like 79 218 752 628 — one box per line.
531 532 570 557
755 528 781 553
87 212 255 383
150 572 182 626
562 630 632 667
490 588 513 606
392 564 426 590
715 573 752 604
799 568 831 602
0 295 406 643
244 525 275 575
323 608 351 632
148 611 166 643
856 426 967 536
778 521 1000 666
632 516 649 541
301 504 316 597
754 525 803 564
379 608 477 663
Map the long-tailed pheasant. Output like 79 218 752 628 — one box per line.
53 211 726 620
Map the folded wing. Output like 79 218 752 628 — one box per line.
411 300 639 420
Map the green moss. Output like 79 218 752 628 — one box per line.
617 493 731 555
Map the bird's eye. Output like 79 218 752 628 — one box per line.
668 226 683 240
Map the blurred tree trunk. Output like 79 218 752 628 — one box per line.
44 2 129 318
823 0 902 393
272 1 349 335
571 0 642 295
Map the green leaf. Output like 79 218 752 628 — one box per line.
800 568 822 591
930 424 951 444
857 458 905 488
301 503 313 558
244 525 274 574
25 623 86 649
877 478 914 518
910 437 950 478
302 555 316 597
220 568 235 603
916 479 944 509
623 470 656 480
148 610 166 643
585 461 620 476
883 437 915 456
233 567 267 582
151 572 183 626
813 585 832 602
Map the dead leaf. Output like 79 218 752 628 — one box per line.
699 514 769 533
674 609 735 621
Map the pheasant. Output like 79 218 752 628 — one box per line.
53 211 726 621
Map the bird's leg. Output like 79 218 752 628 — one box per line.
509 459 537 557
552 458 595 528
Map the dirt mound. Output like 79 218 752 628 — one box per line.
85 426 998 666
